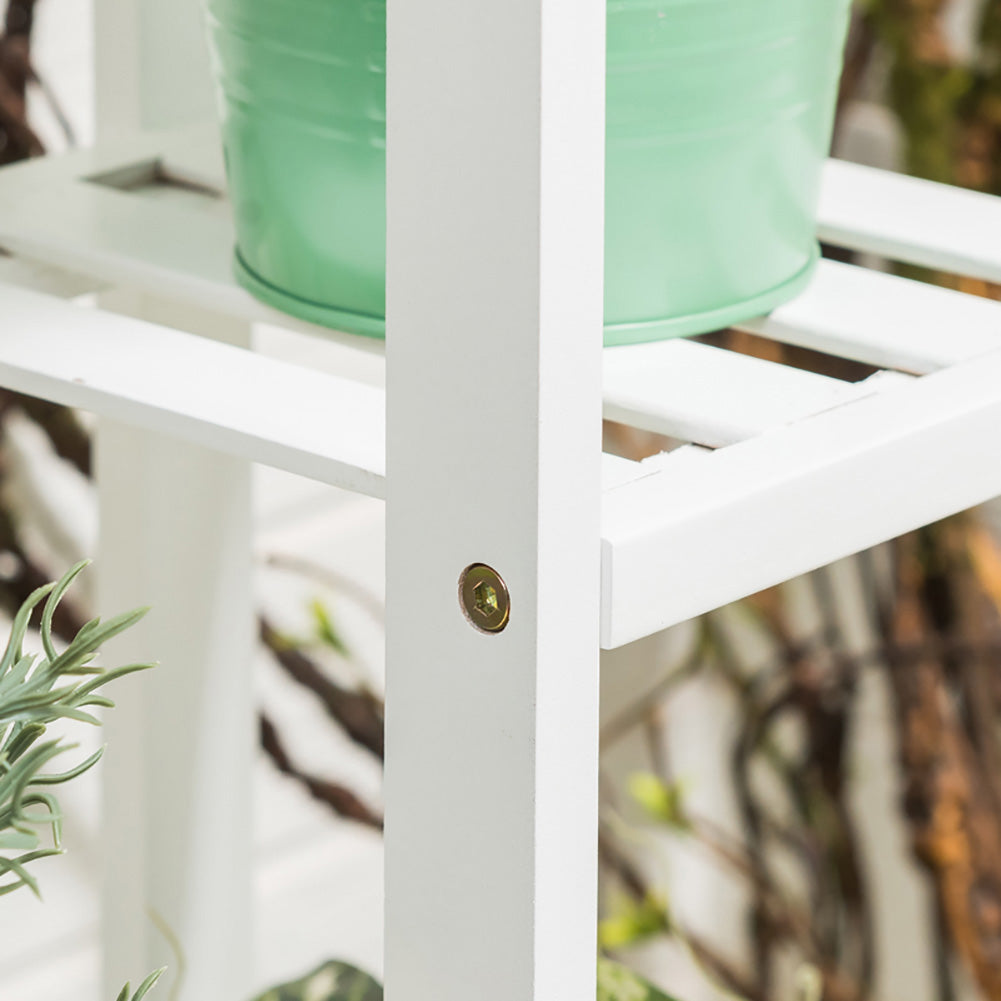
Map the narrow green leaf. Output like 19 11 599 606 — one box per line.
70 662 155 702
0 565 154 902
0 847 61 898
0 828 38 850
0 582 55 677
4 722 45 763
31 746 105 786
311 600 351 659
40 560 91 662
130 967 166 1001
47 606 149 676
0 654 39 700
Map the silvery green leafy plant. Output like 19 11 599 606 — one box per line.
0 561 163 1001
0 563 674 1001
113 970 165 1001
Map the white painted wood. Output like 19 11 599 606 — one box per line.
741 259 1001 374
635 444 714 474
89 3 248 978
0 281 644 500
7 233 1001 659
96 296 254 1001
0 134 384 355
4 141 1000 384
6 141 997 369
819 158 1001 282
0 262 950 471
603 337 871 446
601 453 650 490
0 283 386 497
5 108 1001 1001
0 255 104 299
10 154 1001 440
15 256 997 654
93 0 215 141
0 180 387 354
160 126 227 190
0 124 223 196
601 346 1001 648
384 0 604 999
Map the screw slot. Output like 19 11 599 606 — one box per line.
459 563 510 634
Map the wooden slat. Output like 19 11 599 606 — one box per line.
741 259 1001 374
602 347 1001 647
603 336 874 446
601 453 649 490
0 254 104 299
160 124 228 190
4 139 1001 390
819 159 1001 283
5 136 1001 492
0 139 383 355
0 283 650 505
0 284 386 497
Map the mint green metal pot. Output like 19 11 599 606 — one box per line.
205 0 849 344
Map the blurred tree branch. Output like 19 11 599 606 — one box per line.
0 0 42 164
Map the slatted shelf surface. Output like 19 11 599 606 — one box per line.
819 159 1001 283
0 127 999 648
0 284 387 497
740 258 1001 373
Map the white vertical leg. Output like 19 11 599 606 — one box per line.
384 0 605 997
91 2 251 995
97 300 254 1001
93 0 215 139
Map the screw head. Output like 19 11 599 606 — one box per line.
459 563 510 633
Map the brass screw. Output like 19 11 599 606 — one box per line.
459 563 510 633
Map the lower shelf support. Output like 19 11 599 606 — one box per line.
97 299 255 1001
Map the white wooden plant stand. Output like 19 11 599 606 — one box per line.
2 0 1001 999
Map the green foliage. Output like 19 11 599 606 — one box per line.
252 960 383 1001
0 561 153 899
114 968 166 1001
251 958 673 1001
599 891 672 951
310 598 351 659
628 772 689 831
0 565 678 1001
598 959 680 1001
0 562 162 998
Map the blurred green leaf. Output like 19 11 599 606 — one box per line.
598 958 680 1001
115 968 165 1001
599 892 671 950
311 599 351 659
251 957 685 1001
252 960 382 1001
627 773 689 830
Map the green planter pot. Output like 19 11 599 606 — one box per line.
205 0 850 344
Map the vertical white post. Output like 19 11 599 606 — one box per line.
97 352 254 1001
92 6 253 996
384 0 605 998
93 0 216 139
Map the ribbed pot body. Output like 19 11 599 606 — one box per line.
205 0 850 342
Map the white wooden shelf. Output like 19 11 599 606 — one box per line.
0 284 386 497
1 128 1000 648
